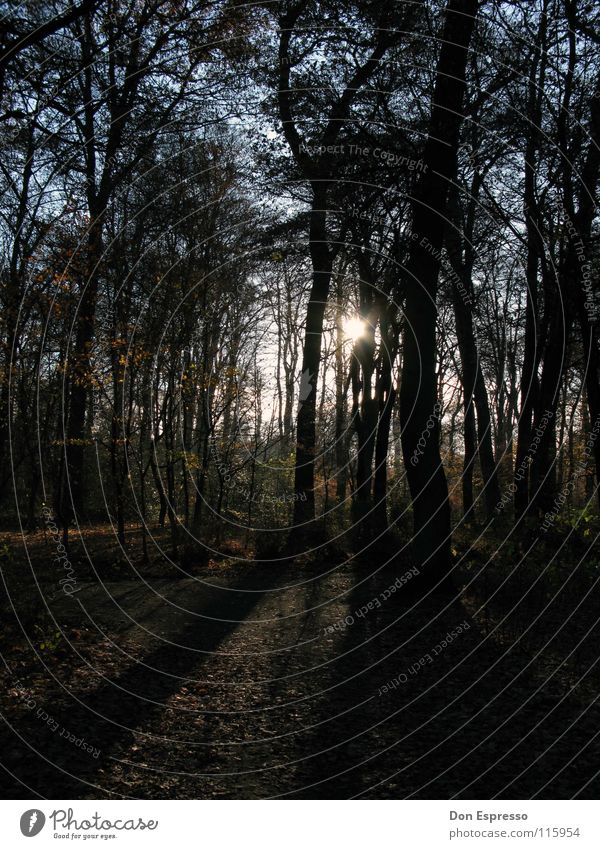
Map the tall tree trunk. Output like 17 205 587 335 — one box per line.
350 255 379 541
399 0 478 580
373 299 398 533
292 189 333 528
334 277 348 502
571 72 600 511
528 259 570 515
461 397 477 520
446 184 501 519
0 124 35 501
60 218 103 532
514 9 548 518
278 3 391 542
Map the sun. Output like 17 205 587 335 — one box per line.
343 316 367 343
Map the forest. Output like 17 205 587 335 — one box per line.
0 0 599 801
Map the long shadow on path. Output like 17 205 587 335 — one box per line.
288 563 600 799
0 568 270 798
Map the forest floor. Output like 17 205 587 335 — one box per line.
0 524 599 799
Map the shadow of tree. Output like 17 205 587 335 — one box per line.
0 569 270 798
287 562 600 799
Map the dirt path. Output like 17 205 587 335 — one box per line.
1 561 599 799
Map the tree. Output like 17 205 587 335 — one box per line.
276 0 396 537
398 0 479 581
